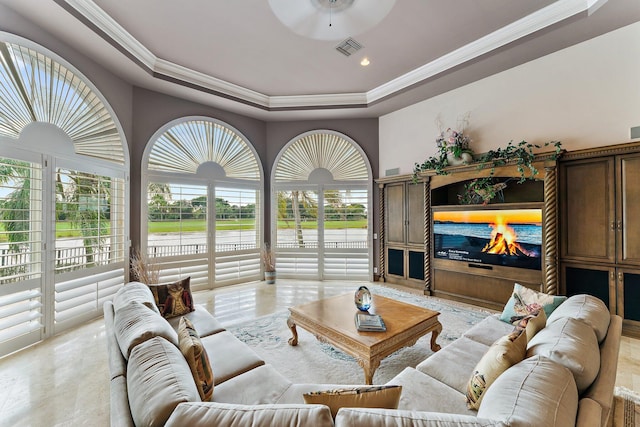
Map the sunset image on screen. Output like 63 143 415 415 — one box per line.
432 208 543 270
433 209 541 225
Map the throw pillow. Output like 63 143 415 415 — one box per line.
178 317 214 401
149 277 194 318
303 385 402 418
500 283 566 324
512 309 546 342
466 329 527 410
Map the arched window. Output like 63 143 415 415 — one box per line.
0 34 129 357
142 118 263 290
272 130 372 280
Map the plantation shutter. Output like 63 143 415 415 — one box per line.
214 187 260 284
272 131 371 280
144 118 263 290
53 165 126 332
323 189 369 279
0 156 44 355
0 35 129 356
147 183 209 290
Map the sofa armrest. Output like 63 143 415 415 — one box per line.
576 398 602 427
334 408 507 427
584 314 622 427
165 402 334 427
109 376 135 427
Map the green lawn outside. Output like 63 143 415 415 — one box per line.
0 218 368 242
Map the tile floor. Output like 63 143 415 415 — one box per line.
0 279 638 426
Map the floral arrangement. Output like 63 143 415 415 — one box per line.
436 128 472 158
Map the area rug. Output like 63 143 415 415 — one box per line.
613 386 640 427
227 285 494 385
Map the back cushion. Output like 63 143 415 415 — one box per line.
526 317 600 393
546 294 610 343
114 300 178 359
478 355 578 427
113 281 159 314
127 336 200 427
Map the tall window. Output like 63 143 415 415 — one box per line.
143 118 262 290
272 131 372 280
0 35 128 357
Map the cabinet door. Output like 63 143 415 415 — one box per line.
616 268 640 325
561 262 615 312
617 154 640 265
406 182 424 245
561 158 616 263
385 183 405 244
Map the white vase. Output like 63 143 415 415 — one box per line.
265 270 276 284
447 152 472 166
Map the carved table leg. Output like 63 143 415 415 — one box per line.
358 357 381 385
430 321 443 352
287 316 298 346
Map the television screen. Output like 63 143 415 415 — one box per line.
433 208 542 270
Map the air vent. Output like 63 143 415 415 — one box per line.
335 37 363 57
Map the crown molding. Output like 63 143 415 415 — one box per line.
268 93 368 109
64 0 156 69
154 59 269 107
63 0 605 111
366 0 604 103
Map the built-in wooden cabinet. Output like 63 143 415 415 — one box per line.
560 145 640 337
378 178 426 288
377 154 560 309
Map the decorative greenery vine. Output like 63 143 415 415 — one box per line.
413 140 563 205
473 140 563 184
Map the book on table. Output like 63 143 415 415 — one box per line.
355 312 386 332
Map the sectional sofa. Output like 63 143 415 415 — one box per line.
105 281 621 426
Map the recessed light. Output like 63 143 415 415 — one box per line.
360 57 370 66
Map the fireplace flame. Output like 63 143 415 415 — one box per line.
482 219 534 257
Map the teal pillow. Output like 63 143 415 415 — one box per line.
500 283 566 324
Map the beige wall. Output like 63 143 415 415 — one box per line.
379 22 640 177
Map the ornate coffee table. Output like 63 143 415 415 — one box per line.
287 292 442 384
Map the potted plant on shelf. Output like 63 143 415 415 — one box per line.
414 116 475 177
262 243 276 284
436 127 474 166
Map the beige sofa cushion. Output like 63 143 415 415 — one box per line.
478 355 579 427
167 305 225 337
466 330 527 410
335 408 507 427
200 331 264 385
463 315 514 347
303 385 402 418
417 336 490 394
527 316 600 393
114 300 178 359
546 294 610 343
385 367 476 416
127 336 200 427
178 317 214 401
165 402 334 427
113 281 159 314
214 364 292 405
